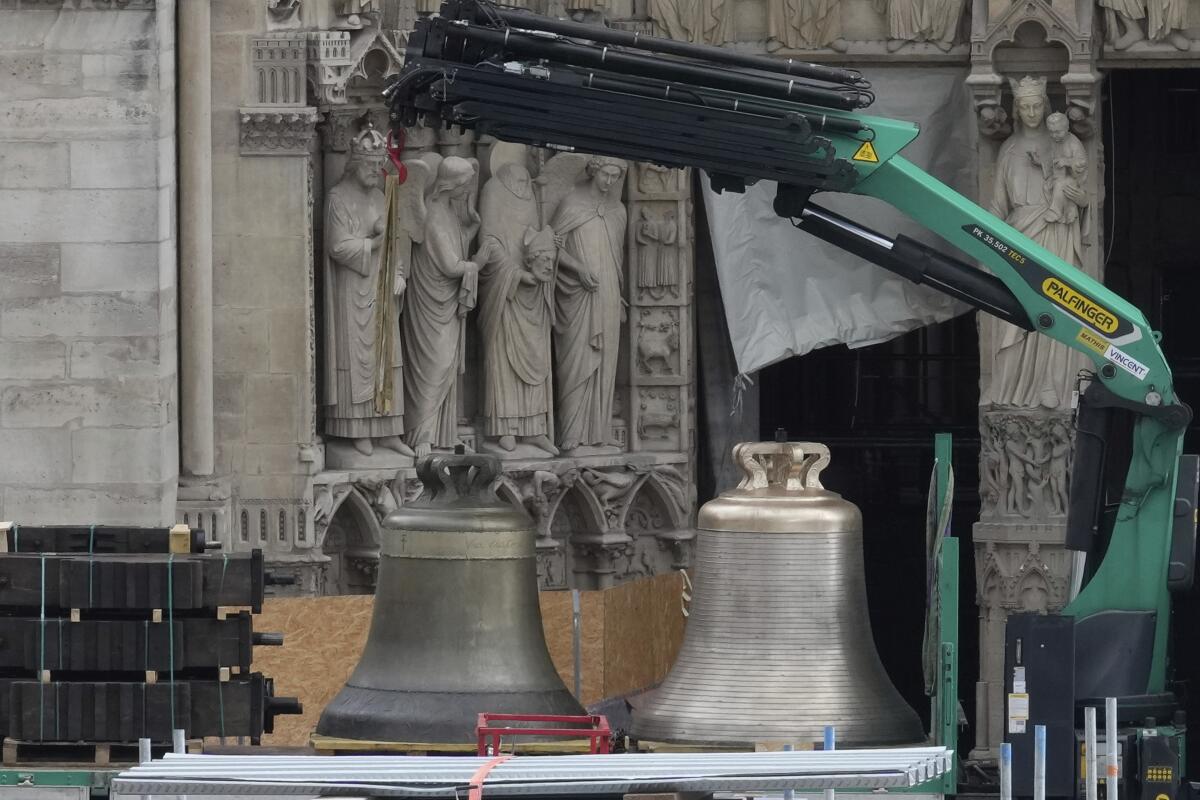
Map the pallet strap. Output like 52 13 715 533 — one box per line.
38 553 45 740
167 552 176 733
468 754 513 800
216 553 229 741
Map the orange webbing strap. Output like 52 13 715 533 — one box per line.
468 754 513 800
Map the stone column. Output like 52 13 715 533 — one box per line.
179 0 215 477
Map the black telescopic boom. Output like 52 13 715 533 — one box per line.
488 5 866 88
440 22 871 110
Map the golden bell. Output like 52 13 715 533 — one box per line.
632 441 924 747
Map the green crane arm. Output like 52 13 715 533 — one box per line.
387 0 1193 696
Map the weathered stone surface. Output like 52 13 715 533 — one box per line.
0 341 68 380
41 11 157 52
214 235 307 308
4 485 172 526
212 0 262 35
0 429 71 484
214 306 270 373
72 428 166 484
70 140 158 188
1 380 164 429
268 305 308 375
0 142 68 188
60 242 158 292
69 338 160 379
245 374 298 444
0 52 83 99
0 96 157 140
0 189 160 242
1 294 158 338
79 53 157 96
0 244 59 297
244 444 302 476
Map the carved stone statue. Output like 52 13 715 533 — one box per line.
984 77 1090 411
321 124 414 459
477 160 559 457
1033 113 1087 225
1101 0 1190 50
648 0 735 44
767 0 848 51
979 412 1072 520
872 0 963 51
400 155 484 457
551 156 628 454
336 0 378 29
636 208 679 299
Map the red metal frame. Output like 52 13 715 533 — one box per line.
475 713 612 755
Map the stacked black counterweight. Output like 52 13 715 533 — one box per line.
0 524 301 751
386 0 876 193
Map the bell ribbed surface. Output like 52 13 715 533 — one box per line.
631 441 924 747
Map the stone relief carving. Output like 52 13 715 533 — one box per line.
637 387 682 445
336 0 379 29
979 411 1072 519
267 0 302 26
321 122 415 463
397 155 484 457
647 0 735 44
636 308 680 376
240 108 319 156
477 160 559 457
252 35 307 106
982 76 1091 411
1101 0 1192 50
766 0 849 51
636 207 679 300
548 156 629 454
873 0 964 51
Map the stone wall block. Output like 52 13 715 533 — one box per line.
0 189 160 243
268 307 307 374
0 244 60 297
243 444 303 476
0 96 157 141
0 429 71 484
245 374 299 444
1 380 164 429
4 485 169 526
0 341 68 381
69 338 160 379
0 142 69 188
214 306 271 373
70 140 158 189
216 235 307 308
60 242 158 293
41 10 156 52
71 427 166 484
2 294 158 338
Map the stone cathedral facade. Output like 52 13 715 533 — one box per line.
1 0 1199 764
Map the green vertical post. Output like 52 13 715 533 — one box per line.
934 432 959 796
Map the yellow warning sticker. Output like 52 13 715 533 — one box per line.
852 141 879 163
1076 328 1108 355
1041 277 1120 334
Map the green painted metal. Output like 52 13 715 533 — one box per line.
788 140 1185 694
933 433 958 796
0 769 112 789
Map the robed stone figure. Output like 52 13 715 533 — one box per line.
477 163 559 456
551 156 628 454
322 124 413 458
401 155 482 457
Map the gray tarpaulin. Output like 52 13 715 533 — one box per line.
700 66 978 376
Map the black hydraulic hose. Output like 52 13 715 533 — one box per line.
489 5 867 88
440 22 869 110
793 202 1033 330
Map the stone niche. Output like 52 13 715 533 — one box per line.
202 1 697 595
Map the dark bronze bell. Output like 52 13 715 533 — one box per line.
317 453 583 743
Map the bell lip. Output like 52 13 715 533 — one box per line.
383 503 534 532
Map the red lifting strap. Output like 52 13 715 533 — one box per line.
386 128 407 184
467 754 513 800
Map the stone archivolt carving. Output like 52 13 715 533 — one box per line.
983 77 1092 412
321 122 414 460
979 410 1072 520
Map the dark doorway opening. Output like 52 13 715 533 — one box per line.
757 314 982 755
1102 68 1200 776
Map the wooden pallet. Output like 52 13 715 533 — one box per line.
310 733 595 756
1 737 201 766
